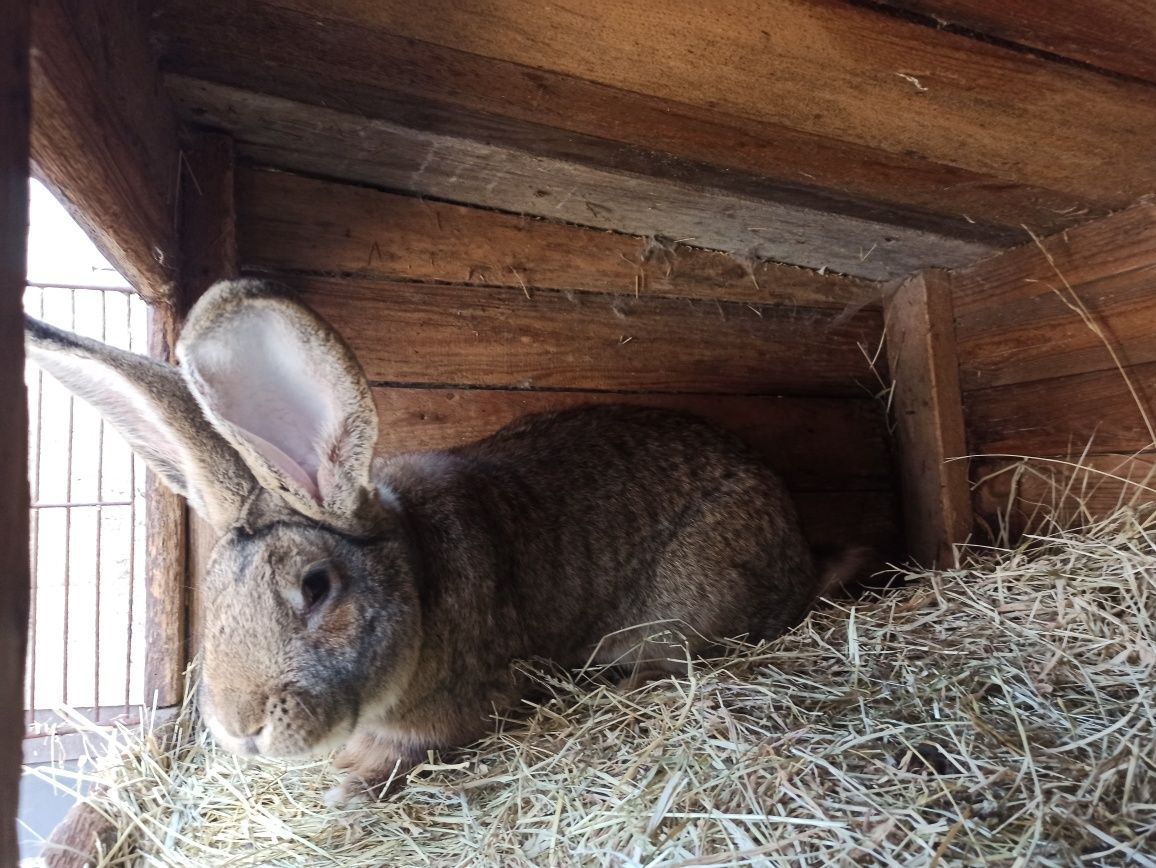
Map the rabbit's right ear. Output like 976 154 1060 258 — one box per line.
24 316 257 533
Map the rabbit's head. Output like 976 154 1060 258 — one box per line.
26 280 421 758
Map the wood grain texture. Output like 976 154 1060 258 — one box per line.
370 387 891 492
973 453 1156 538
151 0 1096 238
290 276 884 396
965 362 1156 457
42 793 117 868
884 270 972 565
145 309 187 709
30 0 180 301
177 133 239 662
952 205 1156 390
233 0 1156 207
179 131 238 313
874 1 1156 84
0 0 29 860
237 169 880 309
171 77 994 280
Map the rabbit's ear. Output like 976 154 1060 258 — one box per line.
178 280 379 529
25 316 257 533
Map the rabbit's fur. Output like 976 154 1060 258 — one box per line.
27 279 825 803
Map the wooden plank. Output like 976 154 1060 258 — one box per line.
238 169 881 309
152 0 1096 237
952 205 1156 321
289 276 884 396
873 1 1156 85
952 205 1156 390
0 0 29 860
965 363 1156 457
179 132 238 313
370 388 891 492
884 270 972 565
30 0 180 301
171 77 994 280
143 310 187 709
957 266 1156 391
177 132 239 660
234 0 1156 208
973 453 1156 538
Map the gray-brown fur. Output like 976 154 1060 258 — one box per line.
26 280 825 804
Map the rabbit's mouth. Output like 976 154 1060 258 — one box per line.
200 685 355 759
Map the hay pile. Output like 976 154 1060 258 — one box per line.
39 507 1156 866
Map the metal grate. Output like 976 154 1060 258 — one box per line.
24 281 151 738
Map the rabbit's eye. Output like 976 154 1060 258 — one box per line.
300 564 332 615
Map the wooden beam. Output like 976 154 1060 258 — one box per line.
952 205 1156 391
179 132 238 313
237 169 880 309
143 311 187 710
884 270 972 565
170 77 994 280
291 276 883 396
0 0 30 861
177 132 238 659
30 0 180 302
150 0 1098 239
873 1 1156 85
167 0 1156 209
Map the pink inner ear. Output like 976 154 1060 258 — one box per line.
231 426 321 503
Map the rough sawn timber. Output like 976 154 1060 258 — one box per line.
873 1 1156 85
30 0 181 302
291 276 883 397
953 204 1156 391
180 0 1156 208
236 169 880 309
170 77 994 280
0 0 30 860
150 0 1097 240
884 270 972 565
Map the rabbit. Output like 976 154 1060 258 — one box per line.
26 278 831 804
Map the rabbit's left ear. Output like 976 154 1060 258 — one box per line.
178 280 380 530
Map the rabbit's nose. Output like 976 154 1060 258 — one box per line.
240 726 265 756
217 694 269 741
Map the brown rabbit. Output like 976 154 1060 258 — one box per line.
26 279 825 804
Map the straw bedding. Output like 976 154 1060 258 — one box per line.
40 506 1156 866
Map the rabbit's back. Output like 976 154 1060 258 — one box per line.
382 405 818 666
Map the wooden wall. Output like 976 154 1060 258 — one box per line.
951 205 1156 532
0 0 30 860
236 168 901 555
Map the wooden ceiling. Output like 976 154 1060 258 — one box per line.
148 0 1156 281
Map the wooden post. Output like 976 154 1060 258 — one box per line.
179 131 238 649
883 269 973 566
0 0 31 862
143 131 238 700
144 309 189 709
178 131 238 312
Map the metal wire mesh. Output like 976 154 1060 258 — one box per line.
24 282 151 736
